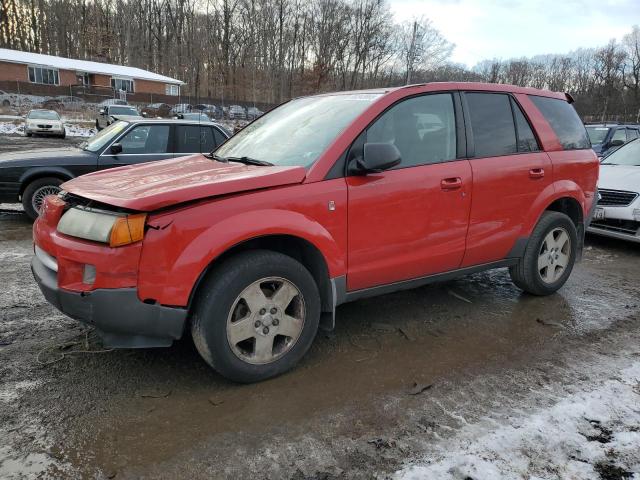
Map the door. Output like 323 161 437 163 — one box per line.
461 92 552 267
346 93 472 291
99 124 172 169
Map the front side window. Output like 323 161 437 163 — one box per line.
118 125 170 154
366 93 457 168
215 93 381 168
528 95 590 150
611 128 627 143
466 93 517 158
28 66 59 85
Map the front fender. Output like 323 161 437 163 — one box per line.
138 208 345 307
19 167 75 188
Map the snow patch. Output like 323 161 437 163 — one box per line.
396 362 640 479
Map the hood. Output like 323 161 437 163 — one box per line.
110 114 142 121
62 154 307 211
0 147 93 168
599 164 640 193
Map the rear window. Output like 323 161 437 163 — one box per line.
528 95 590 150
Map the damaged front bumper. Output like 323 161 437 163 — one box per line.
31 252 187 348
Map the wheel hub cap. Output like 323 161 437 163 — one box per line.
538 227 571 284
226 277 305 365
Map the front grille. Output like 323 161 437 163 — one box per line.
37 124 52 129
598 189 639 207
590 219 640 235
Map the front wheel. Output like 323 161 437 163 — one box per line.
191 250 321 383
509 211 577 295
22 177 64 220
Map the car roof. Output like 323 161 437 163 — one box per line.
305 82 570 101
125 119 225 127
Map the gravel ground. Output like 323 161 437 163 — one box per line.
0 137 639 479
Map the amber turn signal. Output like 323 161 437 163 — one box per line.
109 213 147 247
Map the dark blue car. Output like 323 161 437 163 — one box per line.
585 123 640 158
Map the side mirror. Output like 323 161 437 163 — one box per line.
110 143 123 154
141 111 148 117
609 139 624 147
350 143 401 175
99 108 106 115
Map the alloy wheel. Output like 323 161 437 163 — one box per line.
538 227 571 284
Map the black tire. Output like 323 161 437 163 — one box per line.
509 211 578 296
60 131 66 139
2 100 9 107
25 132 32 137
22 177 64 220
191 250 321 383
95 120 102 131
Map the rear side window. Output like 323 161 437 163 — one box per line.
465 93 517 157
528 95 590 150
629 129 639 140
510 98 539 152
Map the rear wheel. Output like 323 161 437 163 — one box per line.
509 211 577 295
191 250 321 383
22 177 63 220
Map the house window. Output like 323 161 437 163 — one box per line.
77 72 90 86
111 77 134 93
28 66 60 85
166 84 180 96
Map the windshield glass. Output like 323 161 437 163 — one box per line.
110 106 139 116
28 110 60 120
215 93 381 167
586 126 610 145
601 138 640 166
81 121 128 152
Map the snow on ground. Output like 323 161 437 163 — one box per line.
396 362 640 480
0 122 95 137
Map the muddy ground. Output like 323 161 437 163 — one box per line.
0 136 639 479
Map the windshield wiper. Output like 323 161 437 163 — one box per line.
205 153 229 163
226 156 274 167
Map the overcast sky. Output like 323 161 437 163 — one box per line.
388 0 640 67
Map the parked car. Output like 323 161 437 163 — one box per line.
24 109 65 138
585 123 640 158
142 103 172 118
98 98 128 107
247 106 263 120
96 104 142 130
30 83 598 383
228 104 246 120
587 138 640 242
177 112 211 122
0 119 229 219
171 104 193 115
194 104 221 118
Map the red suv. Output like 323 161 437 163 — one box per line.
32 83 598 382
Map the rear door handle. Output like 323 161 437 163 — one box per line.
441 177 462 190
529 168 545 179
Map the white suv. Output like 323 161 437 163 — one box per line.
588 138 640 243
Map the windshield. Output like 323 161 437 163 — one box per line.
215 93 381 167
110 106 138 116
28 110 60 120
601 138 640 166
586 126 610 145
81 121 128 152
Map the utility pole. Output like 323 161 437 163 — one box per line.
406 21 418 85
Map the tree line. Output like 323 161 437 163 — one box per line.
1 0 639 120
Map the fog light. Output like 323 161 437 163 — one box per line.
633 209 640 221
83 264 96 285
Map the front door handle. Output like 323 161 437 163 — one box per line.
441 177 462 190
529 168 545 179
